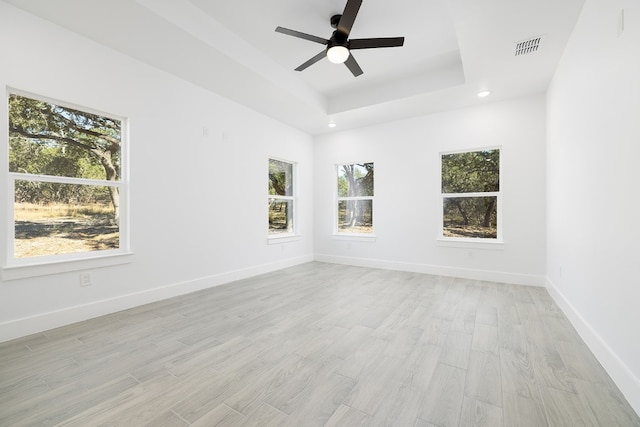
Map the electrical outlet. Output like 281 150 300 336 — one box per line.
80 272 92 287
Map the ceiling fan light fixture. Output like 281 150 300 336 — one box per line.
327 45 349 64
275 0 404 76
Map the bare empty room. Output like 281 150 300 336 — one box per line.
1 0 639 425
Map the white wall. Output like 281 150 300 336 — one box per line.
0 3 314 342
546 0 640 412
2 0 638 416
314 95 547 285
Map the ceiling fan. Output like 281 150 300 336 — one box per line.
275 0 405 77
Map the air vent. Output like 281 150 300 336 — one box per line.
514 36 544 56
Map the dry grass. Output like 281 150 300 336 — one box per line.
443 224 497 239
15 202 113 221
13 202 118 258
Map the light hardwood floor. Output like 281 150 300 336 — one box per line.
1 262 638 426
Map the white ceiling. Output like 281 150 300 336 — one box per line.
3 0 585 135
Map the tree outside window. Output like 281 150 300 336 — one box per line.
8 92 127 261
268 158 294 235
337 163 374 234
441 148 500 239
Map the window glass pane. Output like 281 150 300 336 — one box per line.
14 181 119 258
443 196 497 239
268 159 293 197
9 94 122 181
338 199 373 233
338 163 374 197
442 149 499 193
268 199 293 234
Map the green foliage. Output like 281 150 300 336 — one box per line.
268 199 293 233
338 199 373 232
337 163 374 232
9 94 121 179
268 159 292 196
338 163 374 197
442 150 500 236
442 149 499 193
9 94 122 207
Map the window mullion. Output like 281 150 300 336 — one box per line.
9 172 120 187
442 191 499 198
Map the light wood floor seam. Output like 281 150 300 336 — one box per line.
0 262 638 426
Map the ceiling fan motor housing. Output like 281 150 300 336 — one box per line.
328 30 349 50
330 14 342 29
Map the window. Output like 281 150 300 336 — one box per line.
7 91 128 264
268 158 295 235
336 162 374 234
441 148 500 240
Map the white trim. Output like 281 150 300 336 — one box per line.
546 278 640 416
6 89 130 269
442 191 499 198
337 196 373 201
9 173 124 187
335 162 375 235
267 234 300 244
437 238 504 250
268 157 296 236
8 87 127 122
439 147 502 241
0 254 313 343
2 252 134 281
440 145 502 156
332 234 377 242
314 253 544 286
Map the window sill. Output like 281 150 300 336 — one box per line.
332 233 377 243
267 234 301 245
2 252 134 281
437 238 504 250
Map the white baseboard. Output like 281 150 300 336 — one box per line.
0 255 313 343
546 278 640 416
314 253 545 287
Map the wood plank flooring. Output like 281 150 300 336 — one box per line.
0 262 638 426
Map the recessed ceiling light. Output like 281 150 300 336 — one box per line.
328 122 337 128
477 90 491 98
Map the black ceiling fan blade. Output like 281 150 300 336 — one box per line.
275 26 329 45
337 0 363 37
349 37 405 50
344 53 363 77
295 51 327 71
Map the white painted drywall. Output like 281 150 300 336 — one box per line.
314 95 547 285
0 2 314 341
547 0 640 412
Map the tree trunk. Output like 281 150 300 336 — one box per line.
344 165 358 228
483 198 496 228
453 200 469 225
98 150 120 225
348 200 357 227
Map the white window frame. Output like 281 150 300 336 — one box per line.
3 89 132 280
334 162 376 240
267 157 298 243
439 147 503 246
